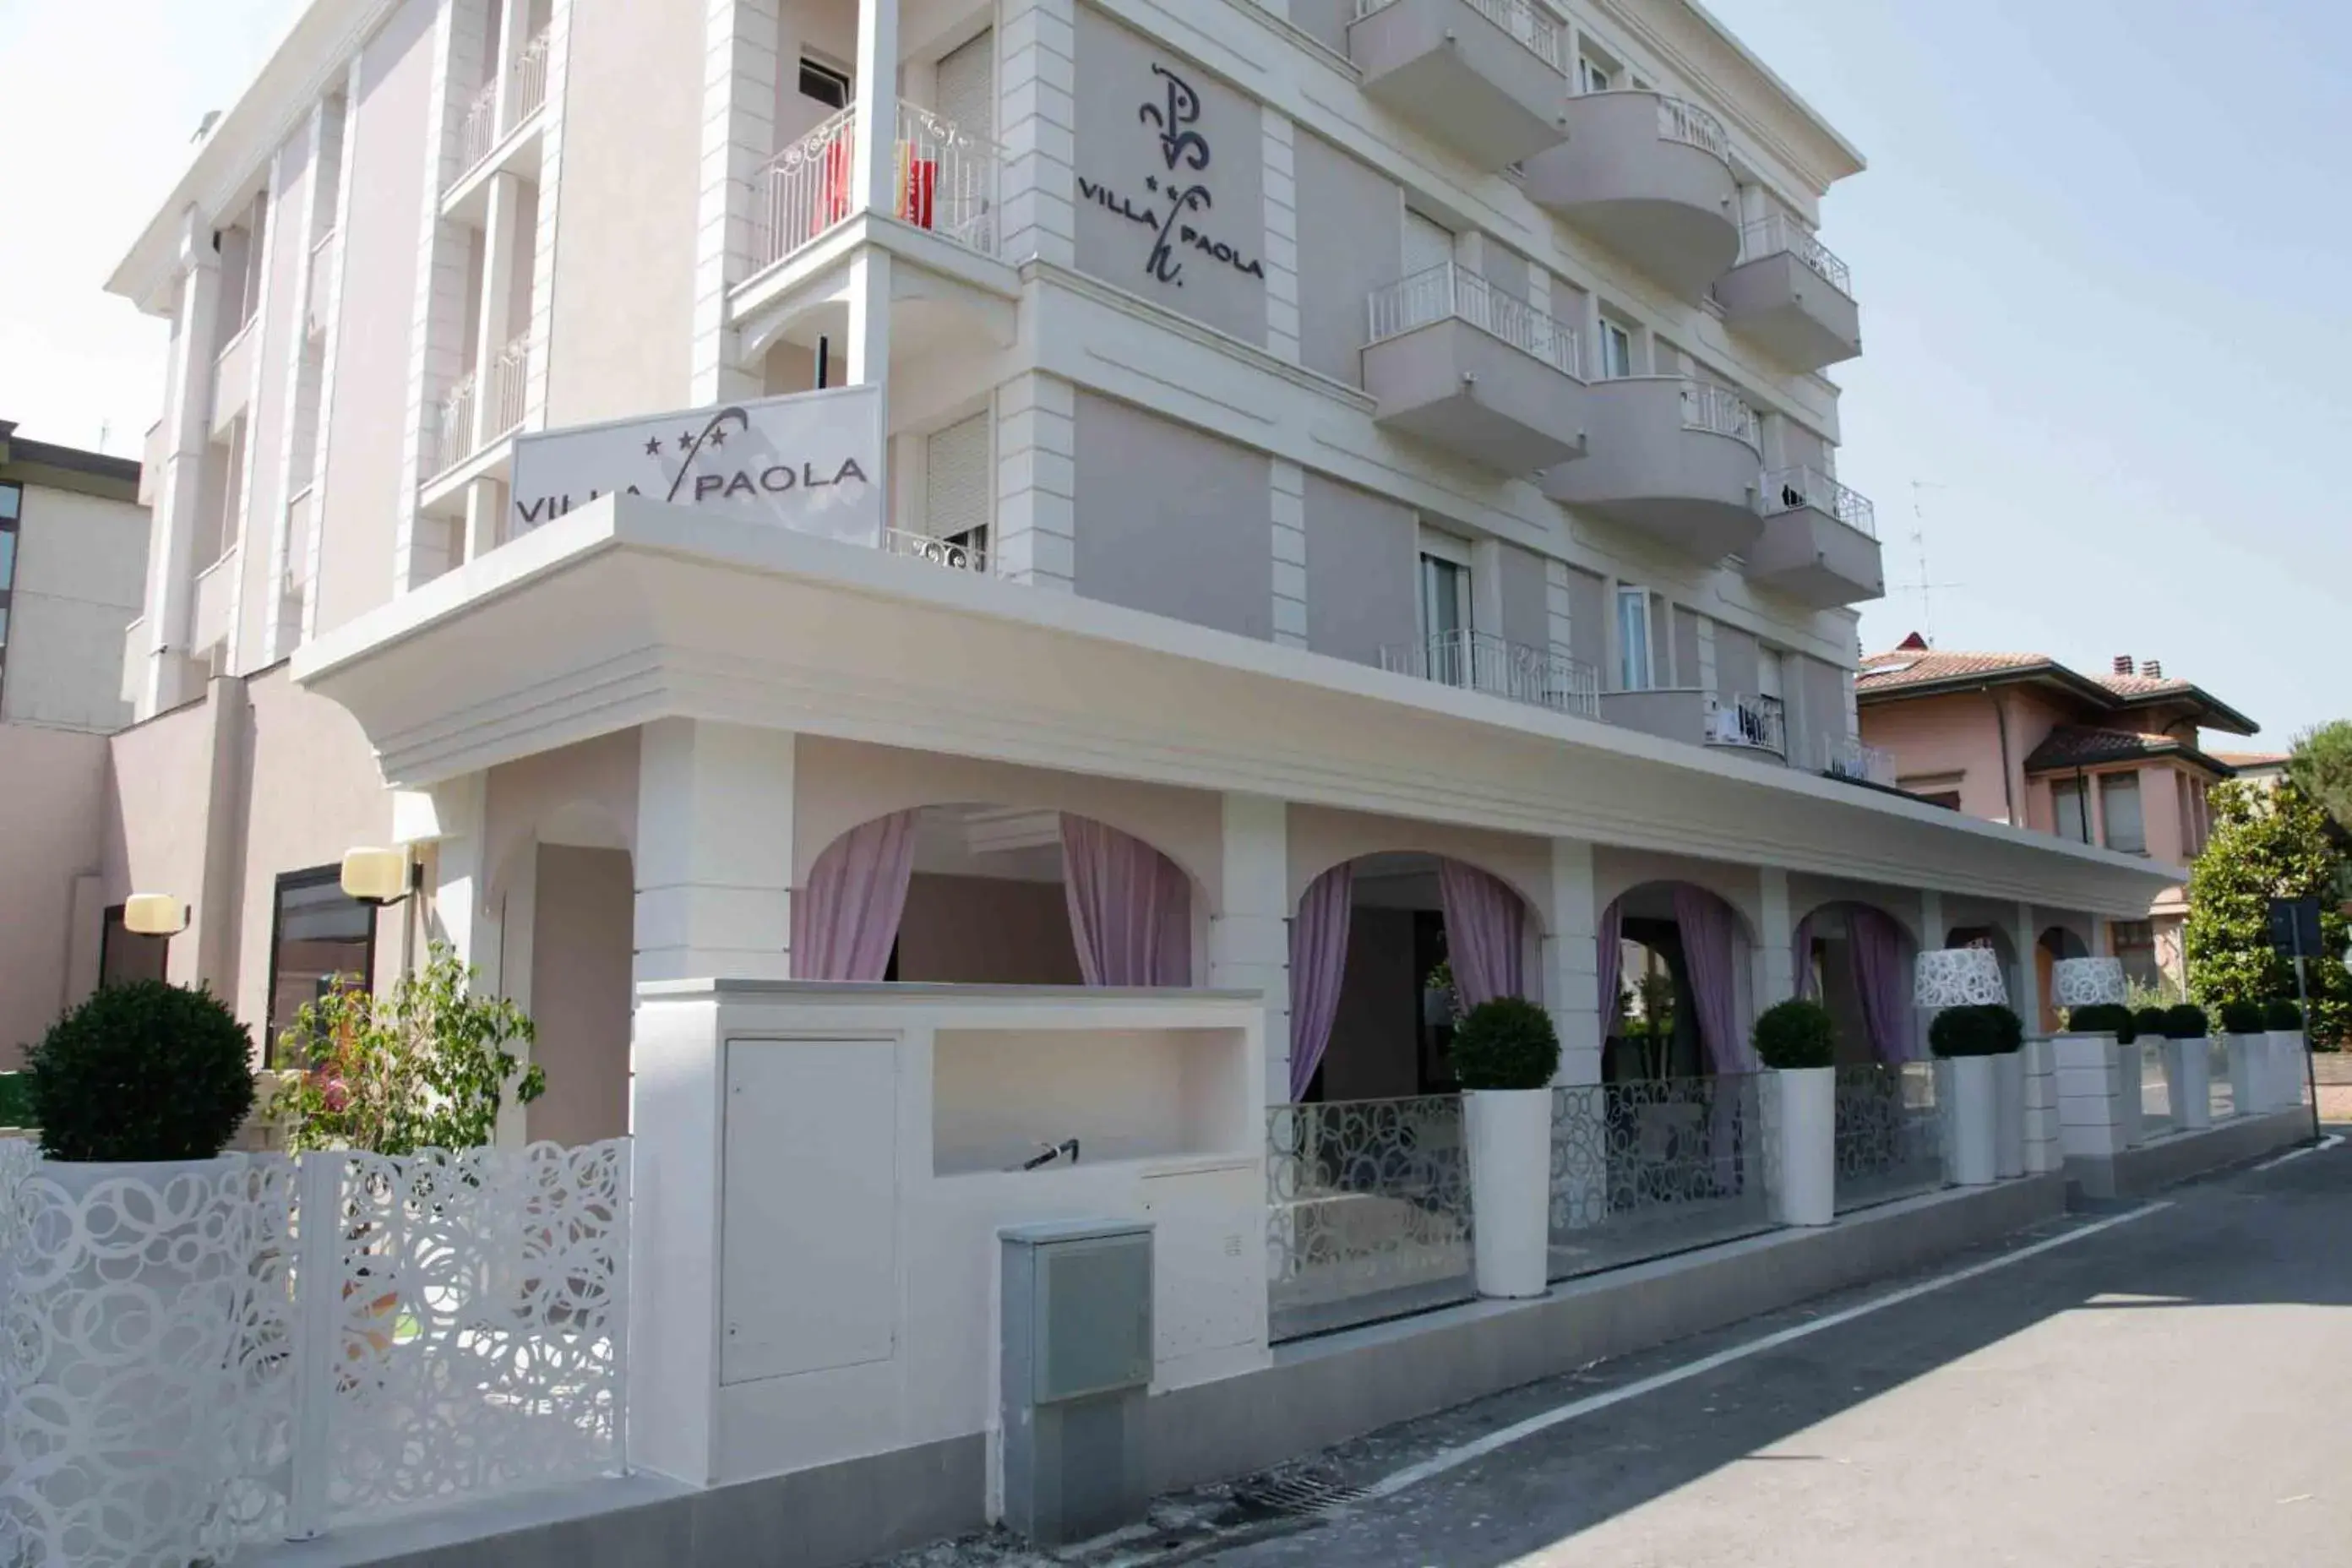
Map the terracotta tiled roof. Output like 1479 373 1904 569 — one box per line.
1857 640 2260 737
2093 672 2202 700
2022 726 2235 776
1854 651 2054 691
2211 750 2289 769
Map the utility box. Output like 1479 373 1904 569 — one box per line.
999 1219 1154 1546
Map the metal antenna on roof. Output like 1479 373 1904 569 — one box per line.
1903 482 1963 643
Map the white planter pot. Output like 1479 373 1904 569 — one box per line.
1463 1088 1553 1299
1994 1049 2026 1178
2171 1038 2212 1130
2115 1041 2147 1147
1767 1066 1836 1227
2227 1032 2260 1116
8 1156 270 1568
1945 1055 2001 1187
2269 1030 2307 1113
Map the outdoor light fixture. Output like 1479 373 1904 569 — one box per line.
340 846 421 906
1914 946 2008 1010
121 893 189 936
2050 956 2127 1010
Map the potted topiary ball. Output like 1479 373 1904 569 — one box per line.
26 980 256 1164
2064 1003 2136 1043
1929 1004 2013 1187
1449 996 1560 1300
1751 999 1836 1225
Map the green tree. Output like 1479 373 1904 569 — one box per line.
2287 720 2352 836
2184 781 2351 1047
268 942 545 1153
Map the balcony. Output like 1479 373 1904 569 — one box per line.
1348 0 1571 170
191 547 240 656
1821 734 1897 787
1381 629 1601 719
1540 378 1763 561
883 527 988 574
1522 92 1740 300
1599 687 1786 760
425 329 531 481
1363 264 1590 475
749 101 1003 277
1747 466 1885 607
449 26 553 190
210 315 259 438
1716 215 1860 370
139 420 164 506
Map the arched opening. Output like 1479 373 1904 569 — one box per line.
795 803 1202 988
1796 901 1922 1066
2035 925 2091 1032
1600 882 1756 1082
1287 852 1539 1104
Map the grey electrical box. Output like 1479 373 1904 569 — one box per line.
999 1219 1153 1546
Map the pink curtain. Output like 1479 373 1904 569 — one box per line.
1598 897 1625 1038
1848 905 1917 1064
1288 864 1354 1101
792 808 920 981
1059 814 1194 987
1792 912 1820 1001
1438 860 1527 1006
1673 885 1756 1074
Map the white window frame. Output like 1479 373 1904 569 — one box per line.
1417 528 1473 644
1597 316 1635 380
799 55 852 109
1614 584 1653 691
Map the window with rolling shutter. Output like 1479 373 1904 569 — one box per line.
936 30 993 142
925 412 992 559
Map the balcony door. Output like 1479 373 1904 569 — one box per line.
1615 585 1653 691
1418 537 1472 688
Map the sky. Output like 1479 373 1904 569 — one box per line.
3 0 2345 744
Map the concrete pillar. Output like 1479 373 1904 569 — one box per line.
1543 839 1602 1085
634 720 797 983
849 0 900 216
1208 794 1289 1107
2012 901 2043 1025
993 373 1075 589
1756 867 1794 1009
143 208 223 717
1919 889 1945 950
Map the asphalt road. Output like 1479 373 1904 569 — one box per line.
1187 1132 2352 1568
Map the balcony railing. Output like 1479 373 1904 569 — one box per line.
1821 734 1896 786
426 329 529 476
455 74 502 177
1353 0 1565 70
749 101 1004 275
510 27 552 123
305 229 337 336
449 25 553 187
430 371 479 475
1654 95 1730 161
1380 629 1601 720
1705 691 1785 754
884 527 988 574
1740 211 1852 296
1366 263 1582 378
1762 465 1877 539
1679 378 1761 451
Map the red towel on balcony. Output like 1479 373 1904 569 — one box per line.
900 155 937 230
816 139 852 235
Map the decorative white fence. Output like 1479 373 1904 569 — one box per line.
0 1139 628 1566
1832 1063 1946 1212
1266 1096 1472 1342
1740 211 1852 295
749 101 1003 275
1365 262 1582 378
1679 378 1761 450
1549 1074 1774 1281
1655 95 1729 161
1761 464 1878 539
1380 628 1601 719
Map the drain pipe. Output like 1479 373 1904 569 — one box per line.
1984 685 2017 826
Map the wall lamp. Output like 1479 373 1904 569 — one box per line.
122 893 191 936
340 846 423 907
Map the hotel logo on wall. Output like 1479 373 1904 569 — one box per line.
1080 63 1265 290
508 384 883 544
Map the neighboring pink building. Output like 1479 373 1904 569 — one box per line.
1857 634 2259 1016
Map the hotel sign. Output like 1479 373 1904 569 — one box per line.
509 384 884 545
1078 63 1266 292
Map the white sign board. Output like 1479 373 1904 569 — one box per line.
509 384 884 546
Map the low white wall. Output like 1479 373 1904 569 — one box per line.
630 982 1271 1492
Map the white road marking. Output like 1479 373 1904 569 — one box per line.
1356 1203 2172 1505
2253 1133 2344 1171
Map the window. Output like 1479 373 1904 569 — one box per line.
924 412 991 568
99 905 171 988
2052 779 2089 843
1577 55 1615 95
2099 772 2146 856
1597 318 1635 380
934 30 994 142
799 57 852 110
265 868 377 1064
1756 645 1783 702
1615 585 1652 690
1918 791 1963 811
1418 547 1470 648
1403 210 1453 278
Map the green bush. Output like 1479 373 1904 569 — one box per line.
2065 1003 2137 1042
1751 999 1836 1070
2132 1006 2173 1044
2163 1003 2211 1040
2266 999 2306 1032
2218 1000 2268 1036
1448 996 1560 1091
1930 1004 2018 1058
0 1074 30 1129
26 983 255 1162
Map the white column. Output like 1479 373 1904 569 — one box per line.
464 168 527 559
1756 867 1794 1008
849 0 900 216
142 209 222 718
1270 460 1306 648
300 59 363 648
1470 538 1505 642
1261 111 1299 363
842 248 892 544
691 0 776 404
993 372 1075 589
634 719 797 983
399 775 532 1146
520 0 573 431
488 0 532 122
998 0 1076 268
1544 839 1602 1085
1919 889 1946 950
1210 795 1290 1107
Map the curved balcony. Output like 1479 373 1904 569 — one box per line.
1350 0 1571 170
1747 466 1885 607
1717 215 1861 370
1522 92 1740 300
1364 264 1591 476
1540 378 1762 560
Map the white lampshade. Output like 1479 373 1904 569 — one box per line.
1914 946 2008 1009
2050 956 2127 1009
340 846 416 904
121 892 188 936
